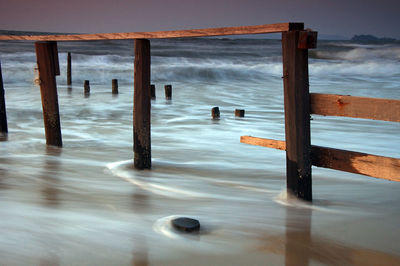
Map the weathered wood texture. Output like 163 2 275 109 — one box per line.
0 60 7 133
35 41 62 147
310 93 400 122
282 30 312 201
134 39 151 169
112 79 118 94
311 145 400 182
164 85 172 100
241 136 400 181
240 136 286 150
67 52 72 86
0 23 304 41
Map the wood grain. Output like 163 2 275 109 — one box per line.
282 30 312 201
241 136 400 181
133 39 151 169
0 23 303 41
35 41 62 147
310 93 400 122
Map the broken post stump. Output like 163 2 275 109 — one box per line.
84 80 90 95
134 39 151 169
112 79 118 94
211 107 220 119
235 109 245 117
150 84 156 99
35 41 62 147
67 52 72 86
0 60 7 134
164 84 172 100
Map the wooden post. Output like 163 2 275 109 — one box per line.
211 107 220 119
35 41 62 147
282 30 312 201
67 52 72 86
134 39 151 169
112 79 118 94
84 80 90 95
235 109 245 117
150 84 156 99
0 60 8 134
164 84 172 100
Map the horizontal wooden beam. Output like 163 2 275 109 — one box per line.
310 93 400 122
0 23 303 41
240 136 400 182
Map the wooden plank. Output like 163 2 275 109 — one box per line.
0 60 7 134
311 145 400 182
133 39 151 169
310 93 400 122
0 23 303 41
241 136 400 181
240 136 286 150
282 30 312 201
35 41 62 147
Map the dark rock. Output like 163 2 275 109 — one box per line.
171 217 200 233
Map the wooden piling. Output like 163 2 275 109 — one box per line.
67 52 72 86
112 79 118 94
211 107 220 119
134 39 151 169
282 30 312 201
150 84 156 99
164 84 172 100
0 60 7 134
84 80 90 94
235 109 245 117
35 41 62 147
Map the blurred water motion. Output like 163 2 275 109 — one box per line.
0 38 399 264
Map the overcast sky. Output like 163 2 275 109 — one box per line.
0 0 399 39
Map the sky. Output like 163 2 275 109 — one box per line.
0 0 399 39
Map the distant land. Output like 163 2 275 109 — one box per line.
351 34 397 43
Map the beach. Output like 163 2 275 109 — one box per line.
0 37 400 265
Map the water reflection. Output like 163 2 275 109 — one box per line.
285 206 312 266
257 203 400 265
131 236 149 266
40 147 62 207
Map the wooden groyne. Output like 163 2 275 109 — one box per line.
0 22 399 202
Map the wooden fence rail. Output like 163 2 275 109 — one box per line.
0 23 303 41
241 136 400 182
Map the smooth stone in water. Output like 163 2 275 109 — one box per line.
171 217 200 233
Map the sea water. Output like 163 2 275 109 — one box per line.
0 37 399 265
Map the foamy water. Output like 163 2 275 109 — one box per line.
0 38 399 265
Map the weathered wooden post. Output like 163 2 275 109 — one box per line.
67 52 72 86
84 80 90 95
235 109 245 117
164 84 172 100
150 84 156 99
281 29 316 201
211 107 220 119
35 41 62 147
0 60 8 134
134 39 151 169
112 79 118 94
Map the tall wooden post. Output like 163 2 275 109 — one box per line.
67 52 72 86
134 39 151 169
282 30 312 201
35 41 62 147
0 60 7 134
